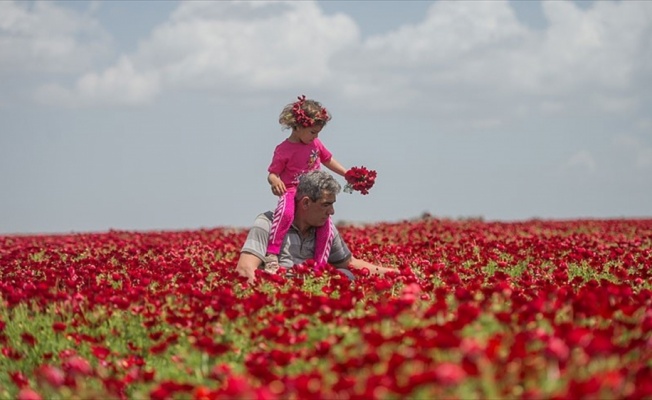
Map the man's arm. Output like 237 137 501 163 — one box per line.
235 213 274 284
236 252 263 284
332 255 397 276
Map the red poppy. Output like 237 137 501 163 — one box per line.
3 346 23 360
344 166 377 195
545 337 570 362
52 322 66 333
35 365 65 388
149 342 168 355
17 388 42 400
434 362 466 385
91 345 111 360
62 355 92 376
21 332 37 347
10 371 29 388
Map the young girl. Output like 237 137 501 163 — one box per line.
265 95 348 272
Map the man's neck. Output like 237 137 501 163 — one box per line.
293 220 313 238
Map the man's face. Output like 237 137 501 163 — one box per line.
306 191 336 227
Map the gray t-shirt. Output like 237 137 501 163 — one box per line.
241 211 352 268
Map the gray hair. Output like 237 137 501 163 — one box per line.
296 170 341 201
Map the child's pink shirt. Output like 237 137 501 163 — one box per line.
268 138 333 188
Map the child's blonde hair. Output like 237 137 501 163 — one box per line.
279 95 331 130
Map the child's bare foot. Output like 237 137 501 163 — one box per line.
264 254 280 274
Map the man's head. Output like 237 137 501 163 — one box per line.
295 170 341 227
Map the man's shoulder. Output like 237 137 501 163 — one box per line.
255 211 301 236
251 212 274 229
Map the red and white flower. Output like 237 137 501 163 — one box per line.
343 166 377 195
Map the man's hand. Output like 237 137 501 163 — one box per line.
335 256 397 276
235 252 263 284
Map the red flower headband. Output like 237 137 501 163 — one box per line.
292 95 329 128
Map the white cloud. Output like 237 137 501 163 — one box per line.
361 1 528 68
36 56 160 107
0 1 112 75
333 0 652 118
539 1 650 91
471 118 503 130
6 0 651 119
565 149 597 173
539 101 565 115
635 118 652 132
36 1 359 106
614 135 652 169
639 149 652 168
337 0 530 104
592 94 639 114
153 1 359 88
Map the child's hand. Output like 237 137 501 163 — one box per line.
271 181 287 196
268 173 286 196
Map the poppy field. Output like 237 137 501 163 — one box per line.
1 217 651 399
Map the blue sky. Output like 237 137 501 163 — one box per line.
1 0 651 234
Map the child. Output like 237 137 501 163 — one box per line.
265 95 348 272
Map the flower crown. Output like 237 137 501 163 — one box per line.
292 95 329 128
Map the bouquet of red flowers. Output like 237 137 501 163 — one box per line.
343 166 377 195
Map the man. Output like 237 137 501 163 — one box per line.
236 170 396 283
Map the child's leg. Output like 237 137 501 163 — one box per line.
267 189 296 256
314 216 335 269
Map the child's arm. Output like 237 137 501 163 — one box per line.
323 157 347 177
268 173 287 196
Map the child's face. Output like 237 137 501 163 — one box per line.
295 125 323 144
